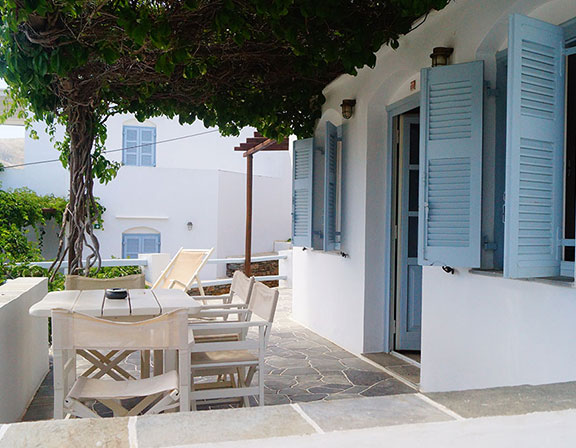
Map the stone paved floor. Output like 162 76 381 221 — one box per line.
22 288 414 420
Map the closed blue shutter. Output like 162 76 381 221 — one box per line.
123 127 139 166
323 122 339 251
504 14 566 278
292 138 314 247
122 234 141 259
419 61 484 267
142 234 161 254
139 127 156 166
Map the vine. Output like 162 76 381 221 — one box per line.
0 0 449 274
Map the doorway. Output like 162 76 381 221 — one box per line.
391 110 422 361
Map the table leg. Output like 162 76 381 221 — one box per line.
153 350 164 376
141 351 151 379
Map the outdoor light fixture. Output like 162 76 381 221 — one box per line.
187 221 193 231
341 99 356 119
430 47 454 67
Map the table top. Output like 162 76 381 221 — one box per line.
29 289 201 318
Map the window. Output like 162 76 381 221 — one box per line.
291 121 344 250
122 126 156 166
502 14 575 279
122 233 160 259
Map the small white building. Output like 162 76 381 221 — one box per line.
1 115 292 279
290 0 576 393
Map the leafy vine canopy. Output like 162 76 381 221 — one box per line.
0 0 448 143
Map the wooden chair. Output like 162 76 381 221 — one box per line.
65 273 145 291
64 274 146 381
188 282 279 408
51 309 190 419
152 248 213 294
191 270 255 340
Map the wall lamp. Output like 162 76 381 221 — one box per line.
430 47 454 67
341 99 356 119
187 221 194 231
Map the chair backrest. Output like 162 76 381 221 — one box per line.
65 273 145 291
51 309 189 351
152 248 213 290
230 270 255 304
248 282 279 323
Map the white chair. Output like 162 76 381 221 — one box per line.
152 248 213 294
64 274 146 381
51 309 190 419
188 282 279 408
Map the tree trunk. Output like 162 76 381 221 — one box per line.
51 105 102 276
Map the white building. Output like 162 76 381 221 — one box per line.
290 0 576 393
1 115 292 279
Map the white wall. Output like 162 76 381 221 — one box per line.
293 0 576 362
1 116 292 275
0 277 49 423
421 268 576 392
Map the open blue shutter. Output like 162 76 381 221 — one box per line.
139 127 156 167
141 234 160 254
123 127 139 165
292 138 314 247
504 14 565 278
419 61 484 267
122 234 140 259
323 122 339 251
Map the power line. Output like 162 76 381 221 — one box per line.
1 128 220 169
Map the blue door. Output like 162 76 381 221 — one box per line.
396 114 422 351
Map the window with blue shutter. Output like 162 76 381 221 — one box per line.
122 126 156 166
292 138 314 247
503 14 566 279
323 121 342 251
418 61 484 267
122 233 161 259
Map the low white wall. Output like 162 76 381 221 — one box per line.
0 277 49 423
421 267 576 392
139 253 172 285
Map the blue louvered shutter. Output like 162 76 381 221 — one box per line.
122 234 141 259
141 234 160 254
504 14 566 278
292 138 314 247
139 127 156 166
123 127 139 166
323 122 339 251
419 61 484 267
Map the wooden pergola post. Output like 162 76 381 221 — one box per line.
235 133 289 277
244 153 253 276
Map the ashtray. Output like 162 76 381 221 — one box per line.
105 288 128 300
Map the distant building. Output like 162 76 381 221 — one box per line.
0 114 292 280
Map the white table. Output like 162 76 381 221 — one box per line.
29 288 201 418
29 288 201 318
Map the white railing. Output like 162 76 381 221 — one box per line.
20 253 289 286
195 254 288 287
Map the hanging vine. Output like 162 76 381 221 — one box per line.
0 0 449 275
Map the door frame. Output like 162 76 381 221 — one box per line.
383 92 420 353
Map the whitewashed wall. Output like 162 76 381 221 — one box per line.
293 0 576 377
1 116 291 271
0 278 49 423
421 268 576 392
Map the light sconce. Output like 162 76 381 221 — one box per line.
430 47 454 67
341 99 356 119
187 221 194 231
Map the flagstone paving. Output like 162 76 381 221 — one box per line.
22 288 414 420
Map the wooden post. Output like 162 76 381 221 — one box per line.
245 153 253 276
